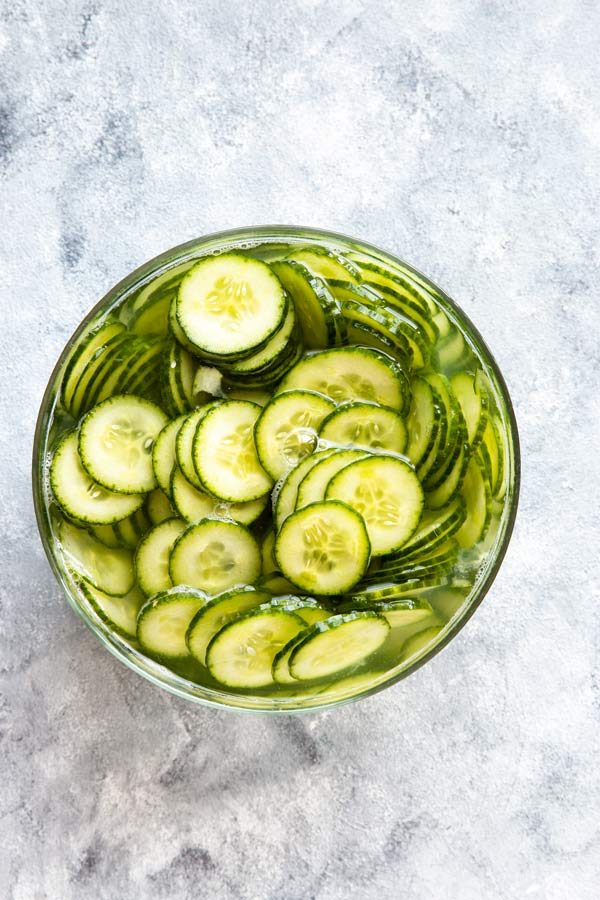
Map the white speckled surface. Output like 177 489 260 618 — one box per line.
1 1 599 897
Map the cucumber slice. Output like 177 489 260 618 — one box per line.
146 488 175 525
390 497 466 558
274 501 370 594
206 607 306 688
261 529 277 575
273 448 336 529
285 247 360 284
405 377 442 467
115 514 141 549
340 299 429 369
80 579 145 639
93 337 153 405
436 329 466 371
295 449 369 511
346 255 433 316
61 321 125 413
288 612 390 681
50 431 145 524
277 347 407 409
175 406 213 489
425 441 470 510
272 632 309 684
455 456 492 549
337 596 433 628
80 334 137 411
450 371 488 450
346 320 410 363
224 387 270 407
129 291 172 338
90 523 122 549
58 519 135 596
192 401 272 502
169 519 261 594
137 588 209 662
226 303 299 373
135 518 187 596
170 466 268 526
481 414 505 498
271 260 339 349
256 573 299 594
254 390 335 480
186 585 271 665
69 332 131 419
257 595 329 624
326 456 423 555
176 254 287 356
78 395 168 494
152 415 187 495
348 578 449 602
401 625 443 660
363 280 438 345
319 402 407 454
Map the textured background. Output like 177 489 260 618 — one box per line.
1 1 599 898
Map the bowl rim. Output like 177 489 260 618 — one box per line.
32 224 521 714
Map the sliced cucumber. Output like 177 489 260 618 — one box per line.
152 414 187 495
137 588 209 662
401 625 443 660
346 255 433 316
273 448 336 530
277 347 407 409
337 596 433 628
114 514 141 549
79 395 168 494
206 607 306 688
319 402 407 454
61 321 125 414
271 259 340 348
326 456 423 555
254 390 335 480
135 518 187 596
455 456 491 549
175 406 213 489
50 431 144 524
186 585 271 665
169 519 261 594
295 449 368 511
275 501 370 594
170 466 268 526
261 529 277 575
425 441 470 510
59 519 135 596
129 291 172 338
450 371 488 450
177 254 287 357
90 523 122 549
390 497 466 557
226 302 299 373
146 488 175 525
80 578 145 640
192 400 272 502
285 247 360 284
340 299 430 369
272 632 309 684
288 612 390 681
69 332 132 419
405 377 442 467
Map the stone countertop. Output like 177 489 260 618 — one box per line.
1 1 599 897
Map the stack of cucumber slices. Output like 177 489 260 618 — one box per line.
48 245 507 693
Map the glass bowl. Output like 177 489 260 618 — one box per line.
32 226 520 713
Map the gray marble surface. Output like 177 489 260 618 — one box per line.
1 1 599 897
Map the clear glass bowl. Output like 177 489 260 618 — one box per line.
32 226 520 713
